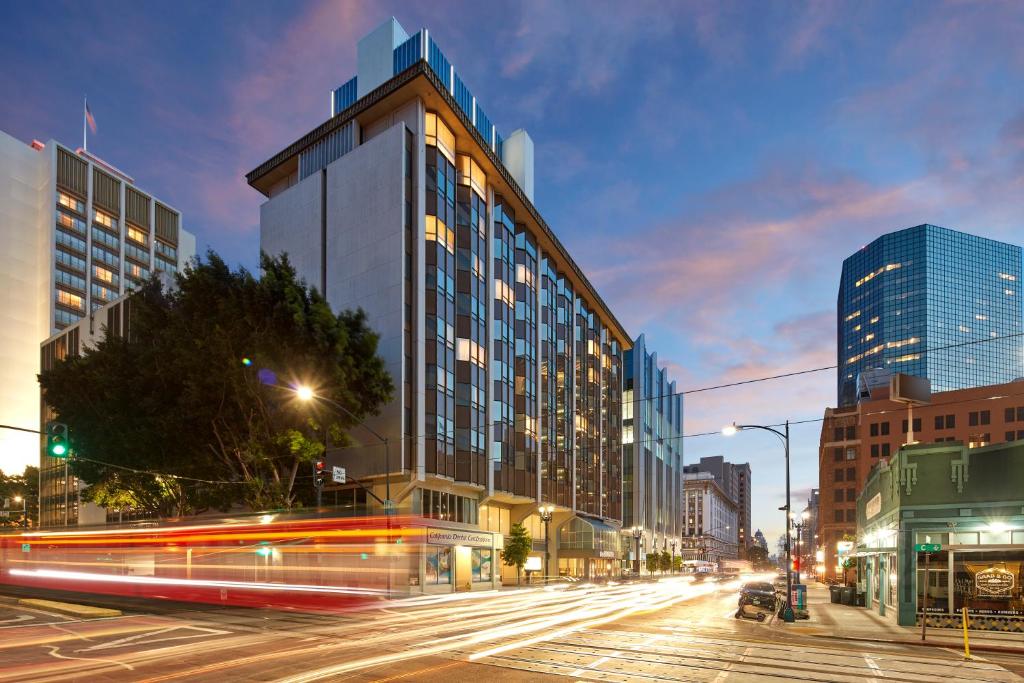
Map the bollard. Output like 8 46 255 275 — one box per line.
961 607 971 660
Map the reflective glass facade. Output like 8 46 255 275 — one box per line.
838 225 1023 405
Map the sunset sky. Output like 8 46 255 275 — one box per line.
3 0 1022 542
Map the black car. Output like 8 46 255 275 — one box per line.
736 581 777 621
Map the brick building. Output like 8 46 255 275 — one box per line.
818 378 1024 579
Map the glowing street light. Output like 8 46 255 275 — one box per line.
721 423 738 437
295 385 315 402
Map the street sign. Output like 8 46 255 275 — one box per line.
914 543 941 552
21 543 30 553
0 510 9 518
331 466 346 484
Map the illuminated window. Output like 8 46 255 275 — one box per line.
92 265 116 284
94 210 116 230
869 316 879 324
623 425 633 444
424 215 454 254
58 192 84 214
458 154 486 199
424 112 455 163
844 310 861 322
55 289 84 311
998 273 1017 281
127 225 148 246
864 333 874 341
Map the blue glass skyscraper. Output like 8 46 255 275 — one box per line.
838 224 1023 406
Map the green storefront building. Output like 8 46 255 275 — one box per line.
855 440 1024 632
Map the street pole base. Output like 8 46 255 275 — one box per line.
782 605 796 623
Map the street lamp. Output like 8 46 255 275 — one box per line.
294 385 392 514
670 540 677 573
792 510 809 587
723 420 794 623
13 495 26 529
631 526 643 576
538 504 554 582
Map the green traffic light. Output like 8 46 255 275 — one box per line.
51 442 67 457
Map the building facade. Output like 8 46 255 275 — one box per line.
0 131 194 477
837 224 1022 407
38 293 142 527
622 334 684 569
247 18 630 589
683 455 752 551
855 440 1024 632
681 471 739 566
818 378 1024 581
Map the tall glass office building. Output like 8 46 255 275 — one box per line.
837 224 1023 406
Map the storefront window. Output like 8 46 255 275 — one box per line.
873 556 881 603
472 548 493 582
425 547 452 585
887 553 897 608
953 550 1023 617
916 551 949 613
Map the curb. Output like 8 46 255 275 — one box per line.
18 598 121 619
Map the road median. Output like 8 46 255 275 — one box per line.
18 598 122 618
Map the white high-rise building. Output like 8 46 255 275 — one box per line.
0 130 195 476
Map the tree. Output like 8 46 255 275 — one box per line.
502 522 532 585
38 252 393 517
840 532 857 585
671 555 683 573
660 550 671 574
646 551 661 575
0 465 37 528
747 545 771 570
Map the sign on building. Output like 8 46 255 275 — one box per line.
975 567 1015 597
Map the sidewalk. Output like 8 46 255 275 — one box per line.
780 583 1024 654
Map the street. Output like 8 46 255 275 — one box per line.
1 579 1021 682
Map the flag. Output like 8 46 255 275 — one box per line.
85 102 97 134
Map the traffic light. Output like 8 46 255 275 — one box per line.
314 460 326 488
46 422 69 458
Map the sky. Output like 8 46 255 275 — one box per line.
2 1 1022 542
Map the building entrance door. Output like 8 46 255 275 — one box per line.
453 546 472 591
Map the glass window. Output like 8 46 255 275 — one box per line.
953 550 1023 617
425 547 452 585
472 548 493 582
917 551 950 614
57 191 85 214
424 112 455 163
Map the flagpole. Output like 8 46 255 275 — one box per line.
83 96 87 152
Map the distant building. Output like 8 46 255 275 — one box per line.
801 489 819 577
683 456 752 550
752 529 768 551
0 130 194 476
681 471 739 564
622 334 684 569
837 224 1022 407
818 378 1024 581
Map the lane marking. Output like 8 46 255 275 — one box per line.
42 644 135 672
77 625 231 652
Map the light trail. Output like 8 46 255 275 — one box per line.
9 568 388 596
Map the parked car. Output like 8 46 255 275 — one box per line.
735 581 778 622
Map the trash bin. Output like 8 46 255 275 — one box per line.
855 591 866 607
792 584 807 611
841 586 855 605
830 586 841 604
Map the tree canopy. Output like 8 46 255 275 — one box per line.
0 465 37 528
39 252 393 517
501 522 532 585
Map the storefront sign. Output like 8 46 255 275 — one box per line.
865 493 881 520
599 550 616 559
975 567 1015 597
426 528 494 547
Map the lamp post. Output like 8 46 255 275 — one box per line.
792 511 809 587
13 495 26 529
723 420 794 623
538 504 554 582
670 540 677 573
294 385 392 513
632 526 643 576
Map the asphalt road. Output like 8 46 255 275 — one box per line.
1 579 1021 682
